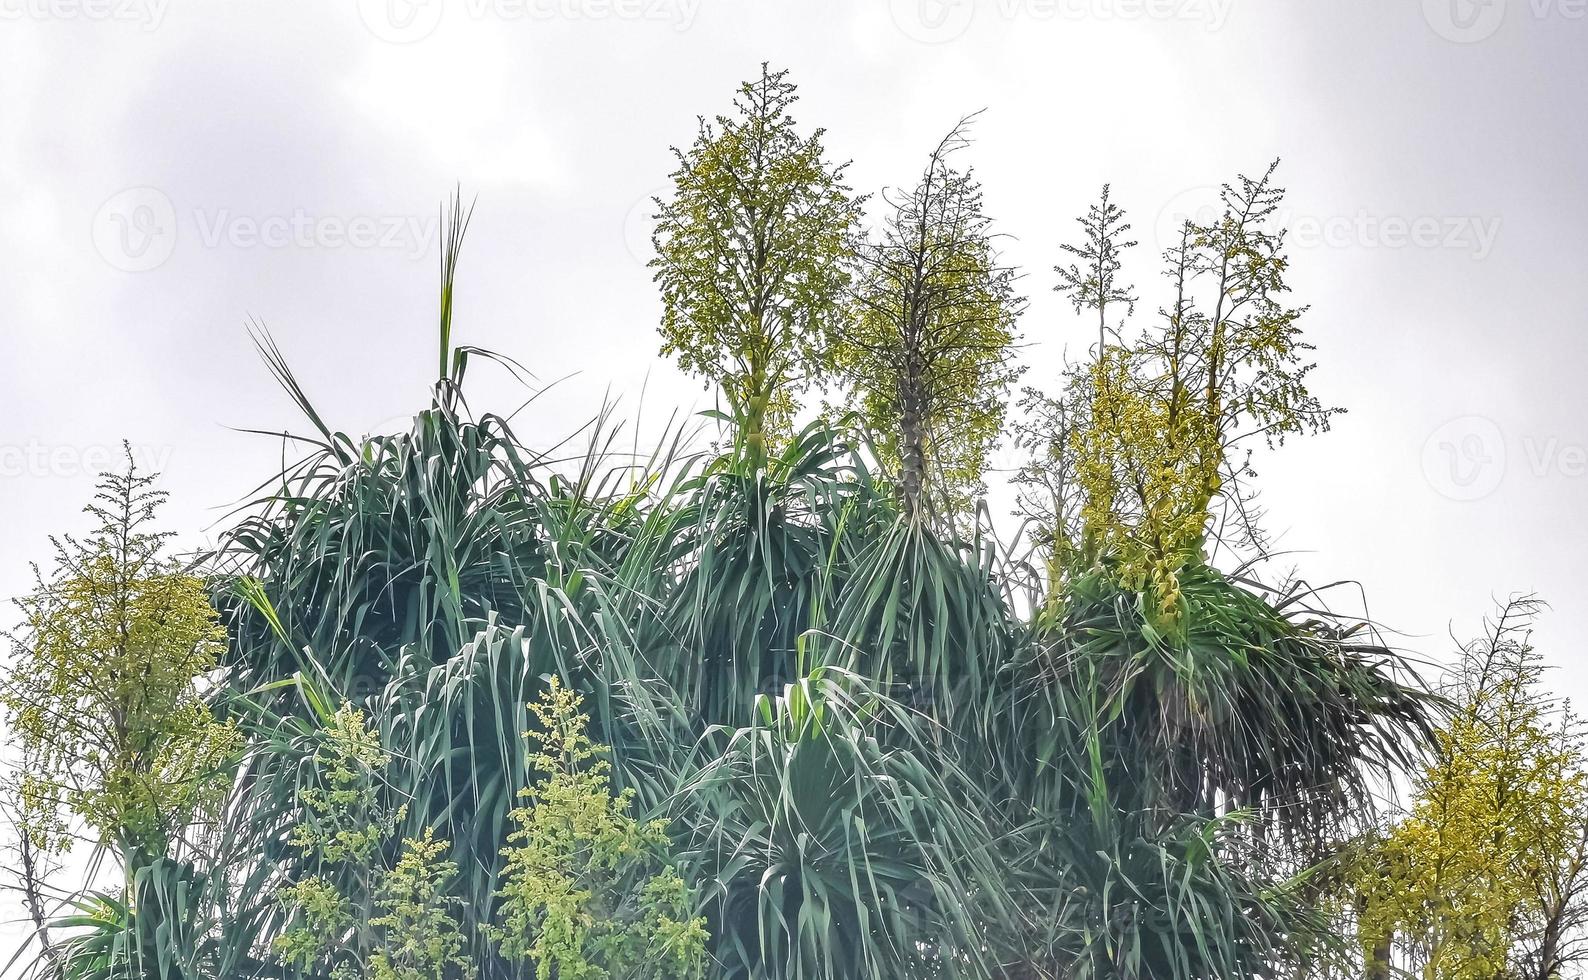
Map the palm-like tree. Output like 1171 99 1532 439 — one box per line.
19 200 1436 980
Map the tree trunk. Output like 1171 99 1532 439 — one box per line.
738 349 771 471
1365 932 1392 980
1535 906 1563 980
899 354 926 519
18 833 61 978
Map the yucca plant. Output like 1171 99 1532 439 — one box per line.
47 853 280 980
967 558 1436 978
14 182 1446 980
1052 561 1436 843
672 667 1021 980
661 419 866 728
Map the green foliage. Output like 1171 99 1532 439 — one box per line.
277 700 475 980
216 354 555 698
215 337 698 969
1 451 235 871
1353 598 1588 979
981 562 1433 978
1026 168 1338 623
1054 563 1433 838
1012 184 1134 589
275 701 402 975
12 109 1457 980
288 701 404 866
492 677 706 979
371 830 475 980
653 63 864 460
274 876 353 973
46 854 266 980
679 669 1017 980
1037 810 1325 979
834 117 1024 520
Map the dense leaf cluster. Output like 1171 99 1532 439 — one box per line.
3 69 1469 980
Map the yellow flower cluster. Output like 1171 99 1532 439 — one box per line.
1071 348 1220 624
492 677 708 980
1357 667 1588 977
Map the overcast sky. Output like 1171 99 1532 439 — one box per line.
1 0 1585 954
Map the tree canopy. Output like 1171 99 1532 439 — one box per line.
1352 598 1588 980
834 115 1025 521
1 71 1557 980
2 451 235 875
652 64 863 464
